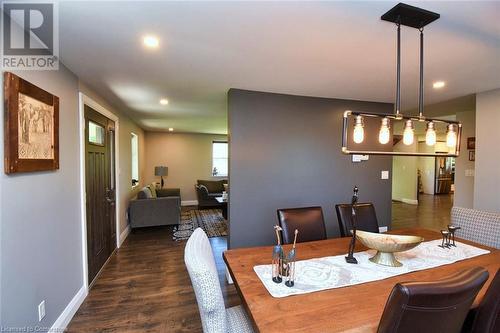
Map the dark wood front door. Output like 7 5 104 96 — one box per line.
84 105 116 285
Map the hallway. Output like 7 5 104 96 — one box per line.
392 194 454 231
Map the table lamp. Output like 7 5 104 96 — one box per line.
155 166 168 188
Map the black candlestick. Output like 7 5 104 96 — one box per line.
345 186 359 264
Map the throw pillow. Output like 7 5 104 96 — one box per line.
148 184 157 198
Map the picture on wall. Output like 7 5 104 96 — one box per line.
467 137 475 150
4 72 59 174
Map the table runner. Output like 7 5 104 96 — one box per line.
253 239 490 298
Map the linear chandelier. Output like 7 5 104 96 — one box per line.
342 3 462 157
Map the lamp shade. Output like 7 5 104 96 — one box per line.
154 166 168 177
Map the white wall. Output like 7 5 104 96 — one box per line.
0 67 83 331
144 132 227 202
392 141 418 203
454 110 475 208
417 143 435 195
0 72 145 331
474 89 500 212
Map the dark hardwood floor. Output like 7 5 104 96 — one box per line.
68 195 452 332
392 194 453 231
67 226 239 333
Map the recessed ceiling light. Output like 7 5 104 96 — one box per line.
159 98 169 105
143 35 159 48
168 128 174 132
433 81 446 89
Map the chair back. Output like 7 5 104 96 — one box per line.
471 268 500 333
184 228 227 332
277 206 326 244
451 206 500 249
335 203 379 237
377 267 489 333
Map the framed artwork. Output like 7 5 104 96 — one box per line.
4 72 59 174
469 150 475 162
467 137 475 150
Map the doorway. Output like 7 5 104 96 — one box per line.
84 104 117 285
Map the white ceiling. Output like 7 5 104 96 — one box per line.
59 1 500 134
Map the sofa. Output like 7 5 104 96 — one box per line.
195 179 227 209
129 184 181 228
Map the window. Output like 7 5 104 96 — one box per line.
88 121 104 145
212 141 228 177
131 133 139 187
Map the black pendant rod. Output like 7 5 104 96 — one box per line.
395 22 401 118
418 28 424 120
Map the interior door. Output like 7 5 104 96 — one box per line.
84 105 116 285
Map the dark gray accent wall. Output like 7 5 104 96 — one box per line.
228 89 393 249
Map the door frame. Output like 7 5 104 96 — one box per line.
79 92 120 289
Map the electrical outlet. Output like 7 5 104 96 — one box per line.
38 300 46 321
379 226 388 233
381 171 389 179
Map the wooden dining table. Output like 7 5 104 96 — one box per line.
223 228 499 332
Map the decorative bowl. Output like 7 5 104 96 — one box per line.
356 230 424 267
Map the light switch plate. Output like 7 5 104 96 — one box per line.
381 171 389 179
38 300 46 321
352 154 369 163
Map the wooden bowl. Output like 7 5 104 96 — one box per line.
356 230 424 267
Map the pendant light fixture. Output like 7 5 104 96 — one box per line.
425 121 437 146
403 120 414 145
378 118 391 144
341 3 462 157
353 115 364 144
446 124 457 148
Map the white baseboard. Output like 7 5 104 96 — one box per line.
119 225 131 247
50 285 87 332
181 200 198 206
401 198 419 205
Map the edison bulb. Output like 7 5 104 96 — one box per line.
446 124 457 148
425 121 436 146
378 118 390 144
403 120 414 145
353 115 364 144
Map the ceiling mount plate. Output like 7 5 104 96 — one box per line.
381 3 440 29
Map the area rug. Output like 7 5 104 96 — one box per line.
173 209 227 241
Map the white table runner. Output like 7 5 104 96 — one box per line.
253 239 490 298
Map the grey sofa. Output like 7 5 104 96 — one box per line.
195 179 227 209
129 186 181 228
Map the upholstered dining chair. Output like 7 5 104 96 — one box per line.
451 206 500 249
335 203 380 237
184 228 254 333
468 268 500 333
277 206 327 244
377 267 489 333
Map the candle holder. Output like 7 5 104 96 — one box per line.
272 244 283 283
345 186 359 264
284 229 298 287
439 230 451 248
447 225 461 247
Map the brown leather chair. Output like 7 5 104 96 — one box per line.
377 267 489 333
277 207 326 244
335 203 379 237
467 268 500 333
